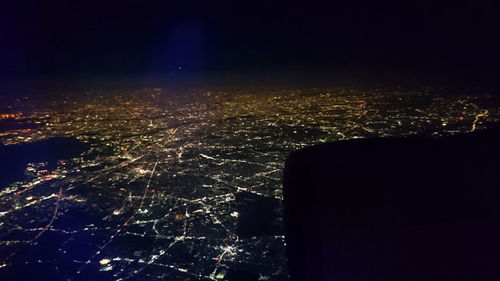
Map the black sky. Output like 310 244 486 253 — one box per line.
1 0 499 80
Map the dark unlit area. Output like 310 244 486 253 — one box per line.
283 126 500 281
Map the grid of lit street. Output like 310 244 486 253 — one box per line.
0 87 499 280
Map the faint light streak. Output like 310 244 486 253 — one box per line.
471 109 489 132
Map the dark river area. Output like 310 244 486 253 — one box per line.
0 137 89 187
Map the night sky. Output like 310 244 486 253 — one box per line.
1 0 499 80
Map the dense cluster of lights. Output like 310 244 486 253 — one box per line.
0 87 498 280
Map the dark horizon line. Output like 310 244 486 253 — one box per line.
1 67 500 95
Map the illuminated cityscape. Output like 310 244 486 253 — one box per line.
0 87 499 280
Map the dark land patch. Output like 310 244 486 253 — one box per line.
236 191 284 238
